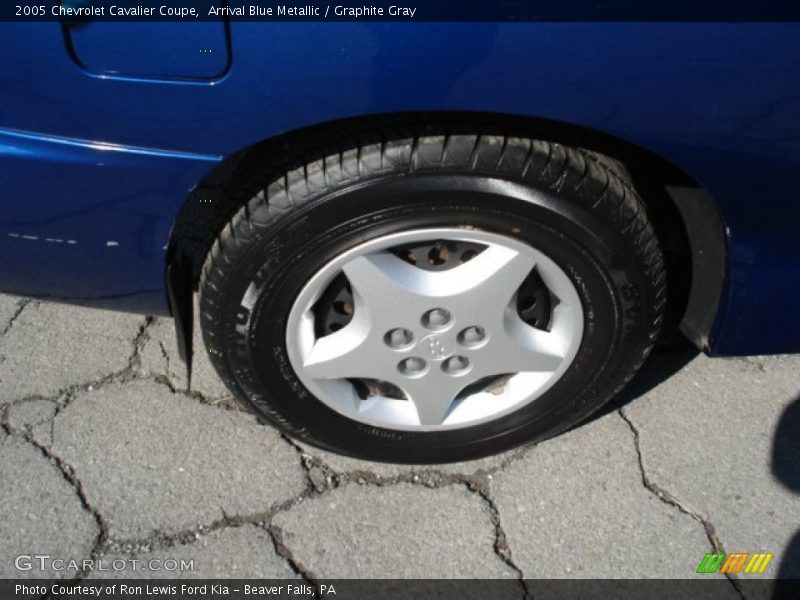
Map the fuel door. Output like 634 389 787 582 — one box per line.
61 2 230 81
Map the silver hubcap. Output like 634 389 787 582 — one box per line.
285 228 584 431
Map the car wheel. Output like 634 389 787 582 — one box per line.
199 132 665 463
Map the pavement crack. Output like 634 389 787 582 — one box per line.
618 407 746 598
100 489 323 589
7 372 123 413
159 340 171 372
285 465 529 597
469 483 532 599
138 334 244 412
0 298 31 337
127 316 155 373
264 522 320 590
618 407 721 544
13 428 110 580
149 371 246 412
3 317 156 409
303 444 531 491
316 463 505 492
280 435 338 492
105 510 274 555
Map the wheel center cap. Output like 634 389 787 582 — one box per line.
420 334 454 361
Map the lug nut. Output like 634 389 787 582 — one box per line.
399 357 427 377
385 328 414 349
458 326 486 347
422 308 452 330
443 355 470 375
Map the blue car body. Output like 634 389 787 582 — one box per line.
1 22 799 356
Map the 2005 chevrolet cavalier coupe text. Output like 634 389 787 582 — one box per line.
1 17 798 462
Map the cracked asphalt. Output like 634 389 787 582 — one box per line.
1 294 798 588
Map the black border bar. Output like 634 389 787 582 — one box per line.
6 1 800 22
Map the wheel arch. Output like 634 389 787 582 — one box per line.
166 111 727 374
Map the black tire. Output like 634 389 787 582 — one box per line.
199 131 666 463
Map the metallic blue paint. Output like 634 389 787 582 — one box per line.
0 22 798 355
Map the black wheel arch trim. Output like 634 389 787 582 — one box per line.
665 185 727 353
166 252 194 387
